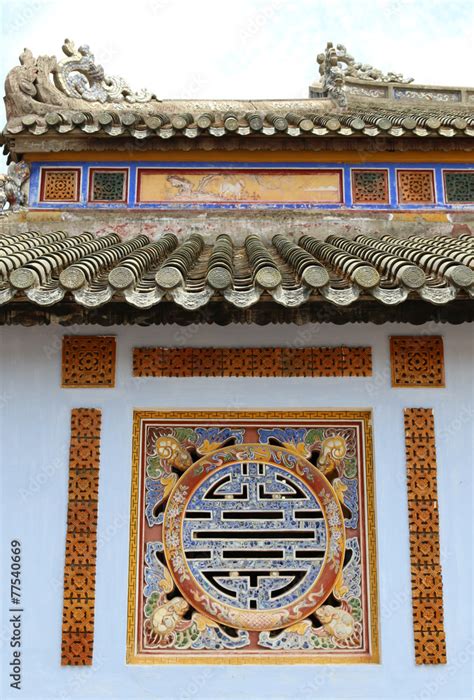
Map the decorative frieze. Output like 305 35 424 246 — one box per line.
61 408 102 665
390 336 445 387
132 346 372 378
62 336 116 387
404 408 447 665
31 162 474 208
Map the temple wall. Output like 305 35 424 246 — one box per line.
1 322 472 700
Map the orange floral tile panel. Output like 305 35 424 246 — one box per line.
404 408 447 665
132 347 372 378
62 336 116 388
391 336 445 387
61 408 101 666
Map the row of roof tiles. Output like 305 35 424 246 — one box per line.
5 104 474 141
0 229 472 310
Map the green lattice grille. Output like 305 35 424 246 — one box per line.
91 171 126 201
352 170 389 203
444 172 474 203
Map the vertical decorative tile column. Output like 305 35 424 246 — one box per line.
404 408 447 664
61 408 102 665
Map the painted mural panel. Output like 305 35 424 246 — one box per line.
137 169 342 204
127 410 378 664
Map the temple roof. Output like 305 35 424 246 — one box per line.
0 228 472 326
2 41 473 159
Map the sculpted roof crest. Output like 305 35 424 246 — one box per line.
5 37 158 117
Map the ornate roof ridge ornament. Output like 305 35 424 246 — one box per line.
55 39 156 104
317 42 414 108
4 38 158 118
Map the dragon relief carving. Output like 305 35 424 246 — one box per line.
4 39 158 119
54 39 155 103
317 42 414 108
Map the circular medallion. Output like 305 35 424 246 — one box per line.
163 444 345 631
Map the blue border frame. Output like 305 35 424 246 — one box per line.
29 161 474 211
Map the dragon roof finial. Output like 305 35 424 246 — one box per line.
317 42 414 108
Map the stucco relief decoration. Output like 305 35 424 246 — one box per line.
128 411 378 663
55 40 154 103
0 162 29 215
4 39 157 120
317 42 413 108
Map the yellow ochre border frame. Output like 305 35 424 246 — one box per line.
126 409 380 665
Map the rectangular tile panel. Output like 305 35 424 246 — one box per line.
390 336 444 387
61 408 102 665
404 408 447 665
132 346 372 377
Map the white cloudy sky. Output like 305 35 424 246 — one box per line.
0 0 472 165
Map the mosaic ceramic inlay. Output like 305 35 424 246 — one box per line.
127 411 378 664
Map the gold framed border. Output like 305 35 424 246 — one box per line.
126 409 380 665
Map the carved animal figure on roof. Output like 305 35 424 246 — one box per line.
0 162 29 214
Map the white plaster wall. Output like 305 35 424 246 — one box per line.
1 322 472 700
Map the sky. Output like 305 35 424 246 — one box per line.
0 0 473 166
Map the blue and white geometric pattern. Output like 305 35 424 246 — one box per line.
182 462 327 611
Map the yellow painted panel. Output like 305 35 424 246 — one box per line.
138 169 342 203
